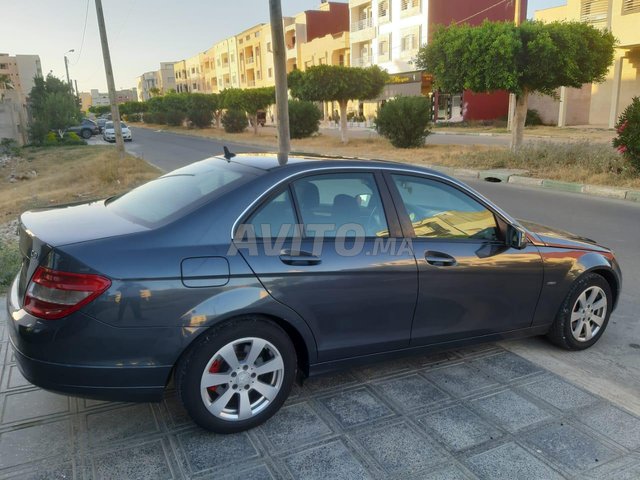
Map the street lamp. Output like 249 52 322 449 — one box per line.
64 49 75 94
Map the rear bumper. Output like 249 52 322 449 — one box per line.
6 275 173 402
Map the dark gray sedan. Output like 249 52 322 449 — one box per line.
6 154 622 433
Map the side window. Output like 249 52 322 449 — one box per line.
247 190 298 238
391 174 498 240
292 173 389 238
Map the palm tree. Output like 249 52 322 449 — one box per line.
0 74 14 101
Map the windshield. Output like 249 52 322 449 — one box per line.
106 159 259 226
105 121 126 129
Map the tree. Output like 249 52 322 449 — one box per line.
187 93 215 128
149 87 162 97
375 96 432 148
415 20 615 150
288 65 388 143
210 92 224 128
88 105 111 115
28 74 81 143
242 87 275 135
162 92 188 126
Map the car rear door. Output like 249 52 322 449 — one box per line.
384 172 544 346
234 170 418 362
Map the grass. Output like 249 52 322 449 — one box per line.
133 122 639 189
0 145 160 225
0 240 20 292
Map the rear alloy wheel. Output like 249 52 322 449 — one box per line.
80 128 92 139
547 273 612 350
176 318 296 433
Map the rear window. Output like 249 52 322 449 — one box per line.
106 160 259 226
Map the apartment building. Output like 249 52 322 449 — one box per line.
211 36 240 90
157 62 176 93
173 60 188 93
237 24 268 88
349 0 525 121
137 71 159 101
185 53 206 93
0 53 42 144
531 0 640 127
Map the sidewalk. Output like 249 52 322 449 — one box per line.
2 297 640 479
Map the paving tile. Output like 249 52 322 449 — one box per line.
177 429 259 474
521 376 598 411
215 464 276 480
413 350 461 367
424 363 499 397
4 364 31 390
352 358 411 380
92 439 175 480
319 387 393 428
522 422 619 473
575 403 640 450
466 442 563 480
471 389 552 433
284 439 372 480
586 455 640 480
2 462 74 480
304 370 359 393
376 374 449 412
417 404 501 452
417 464 474 480
260 402 332 451
0 419 72 469
353 422 445 476
1 389 71 424
86 403 159 447
161 393 191 429
471 352 543 383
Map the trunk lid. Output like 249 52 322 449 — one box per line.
16 200 149 304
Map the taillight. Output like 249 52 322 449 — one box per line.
24 266 111 320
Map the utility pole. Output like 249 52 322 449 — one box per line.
507 0 522 132
269 0 290 166
64 49 74 94
95 0 125 158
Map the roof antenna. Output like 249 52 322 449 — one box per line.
223 146 236 161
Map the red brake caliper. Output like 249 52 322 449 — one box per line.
207 359 222 394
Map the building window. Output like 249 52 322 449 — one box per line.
246 35 250 41
268 67 273 78
378 0 390 21
230 53 235 63
267 42 272 52
401 27 420 56
241 74 246 82
0 63 7 69
239 38 244 44
256 71 261 80
580 0 609 24
255 31 260 37
622 0 640 14
217 59 221 67
400 0 420 17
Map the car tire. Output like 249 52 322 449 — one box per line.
546 272 612 350
81 129 92 139
176 317 297 433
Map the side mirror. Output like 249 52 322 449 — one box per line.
508 225 528 250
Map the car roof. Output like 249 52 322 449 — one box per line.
215 153 446 177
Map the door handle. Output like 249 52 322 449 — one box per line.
425 251 457 267
279 250 322 266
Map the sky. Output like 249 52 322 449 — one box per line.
1 0 566 93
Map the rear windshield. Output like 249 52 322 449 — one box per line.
106 159 259 226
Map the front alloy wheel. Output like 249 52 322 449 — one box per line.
176 318 296 433
547 272 612 350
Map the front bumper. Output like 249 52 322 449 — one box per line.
6 275 172 402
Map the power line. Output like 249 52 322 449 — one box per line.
454 0 509 25
71 0 91 66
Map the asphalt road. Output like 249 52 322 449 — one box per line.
127 126 640 412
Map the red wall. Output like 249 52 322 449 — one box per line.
305 2 349 43
428 0 527 121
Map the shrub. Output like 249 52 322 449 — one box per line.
375 96 432 148
61 132 86 145
288 100 322 138
43 131 59 146
166 110 185 126
222 109 248 133
124 113 141 123
1 138 21 157
526 109 544 126
143 112 156 124
28 120 49 146
613 97 640 171
0 241 21 292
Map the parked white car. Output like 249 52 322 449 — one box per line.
102 121 132 142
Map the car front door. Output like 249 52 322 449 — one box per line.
235 170 417 362
385 172 544 346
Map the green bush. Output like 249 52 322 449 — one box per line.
143 112 156 124
166 110 185 126
288 100 322 138
124 113 141 123
0 241 21 292
28 120 49 146
1 138 21 157
222 109 248 133
61 132 86 145
43 131 59 146
143 111 166 124
526 109 544 126
375 96 432 148
613 96 640 171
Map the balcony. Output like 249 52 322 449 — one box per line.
400 0 421 18
351 55 371 67
246 57 254 65
623 0 640 14
351 17 373 31
350 18 375 43
349 0 371 7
